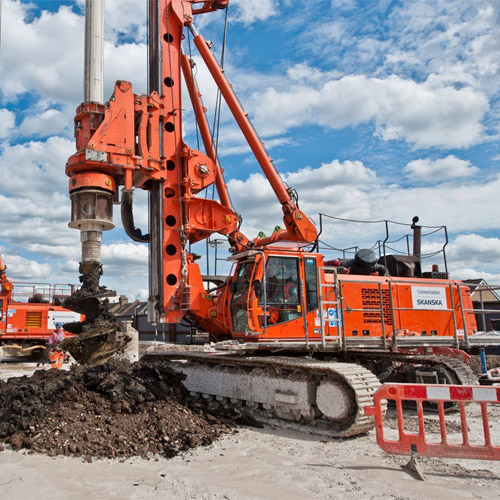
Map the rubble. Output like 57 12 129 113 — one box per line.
0 359 232 459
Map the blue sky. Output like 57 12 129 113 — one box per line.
1 0 500 299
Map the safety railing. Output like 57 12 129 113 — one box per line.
332 276 476 349
386 278 470 349
11 282 77 305
364 383 500 461
463 281 500 333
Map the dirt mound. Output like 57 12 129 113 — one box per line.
0 359 232 459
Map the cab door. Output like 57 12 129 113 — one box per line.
229 259 257 333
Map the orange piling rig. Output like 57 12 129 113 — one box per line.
66 1 494 435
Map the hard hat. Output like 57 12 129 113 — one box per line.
55 322 63 328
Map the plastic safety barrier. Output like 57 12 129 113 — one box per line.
364 383 500 460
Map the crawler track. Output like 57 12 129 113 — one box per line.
145 352 381 437
349 351 477 386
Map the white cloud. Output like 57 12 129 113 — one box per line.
229 159 376 237
1 0 147 125
0 136 75 196
1 1 84 103
232 0 278 25
452 268 500 283
446 234 500 268
228 159 500 250
101 242 148 275
422 234 500 284
306 1 500 98
1 253 52 281
17 108 71 138
251 74 488 148
371 176 500 233
404 155 480 182
0 109 16 138
385 1 500 96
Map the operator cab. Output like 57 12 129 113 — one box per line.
229 250 320 338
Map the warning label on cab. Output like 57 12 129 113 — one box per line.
411 286 448 310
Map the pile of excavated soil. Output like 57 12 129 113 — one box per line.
0 359 232 460
470 354 500 376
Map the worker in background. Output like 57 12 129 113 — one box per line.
48 322 65 370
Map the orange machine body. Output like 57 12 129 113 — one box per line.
192 248 477 348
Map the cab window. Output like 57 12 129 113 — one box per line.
304 258 318 311
261 256 301 324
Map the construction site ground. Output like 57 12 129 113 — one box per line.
1 360 499 500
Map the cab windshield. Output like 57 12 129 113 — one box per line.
260 256 301 324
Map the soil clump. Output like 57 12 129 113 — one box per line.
0 359 232 459
62 262 129 364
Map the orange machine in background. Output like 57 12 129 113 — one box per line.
0 254 82 360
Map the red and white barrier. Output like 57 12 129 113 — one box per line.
364 383 500 461
403 385 500 402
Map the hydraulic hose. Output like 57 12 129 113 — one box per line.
121 189 149 243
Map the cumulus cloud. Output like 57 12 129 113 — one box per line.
1 0 147 121
404 155 480 182
101 242 148 276
0 136 75 196
1 253 52 281
232 0 278 24
17 108 71 138
422 233 500 285
228 158 500 252
0 109 16 139
229 159 377 237
1 1 84 103
445 234 500 267
251 74 488 148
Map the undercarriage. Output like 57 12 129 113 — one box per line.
144 348 477 437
